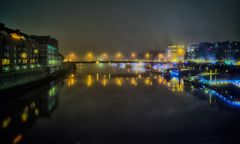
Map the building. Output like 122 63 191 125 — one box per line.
186 41 240 64
167 44 186 62
0 23 40 74
30 35 63 73
186 43 199 61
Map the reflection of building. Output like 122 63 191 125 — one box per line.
0 23 65 90
0 23 40 73
167 44 186 62
0 79 63 144
30 35 64 73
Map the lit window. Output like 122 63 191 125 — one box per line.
2 59 10 65
22 59 27 64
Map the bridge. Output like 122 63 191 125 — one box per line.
69 60 171 64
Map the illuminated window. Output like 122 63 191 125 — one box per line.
11 33 25 40
2 66 10 72
33 49 38 54
22 59 27 64
2 59 10 65
21 52 27 59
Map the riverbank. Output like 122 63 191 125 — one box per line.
0 68 69 96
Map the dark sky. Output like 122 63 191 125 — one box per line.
1 0 240 56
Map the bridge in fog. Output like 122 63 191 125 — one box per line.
70 60 170 64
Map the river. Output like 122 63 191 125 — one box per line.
0 63 240 144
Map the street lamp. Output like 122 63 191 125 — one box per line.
115 52 123 60
86 52 94 61
145 53 150 60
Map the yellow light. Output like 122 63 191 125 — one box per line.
2 59 10 65
115 78 123 86
130 78 137 86
21 52 27 59
177 48 185 56
101 53 109 60
96 61 100 64
67 77 76 87
11 33 24 40
131 52 136 58
21 112 28 122
86 75 93 87
33 49 38 54
2 117 11 128
115 52 123 60
158 53 164 60
144 77 152 86
86 52 94 61
145 53 150 59
96 73 99 81
101 78 108 86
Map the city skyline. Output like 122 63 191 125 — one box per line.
1 0 240 56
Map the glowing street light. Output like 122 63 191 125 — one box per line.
131 52 137 59
86 52 94 61
158 53 164 61
145 53 151 59
64 52 77 62
101 53 109 60
115 52 123 60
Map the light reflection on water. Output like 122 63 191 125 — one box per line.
66 73 184 93
1 63 240 143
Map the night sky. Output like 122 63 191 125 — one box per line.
1 0 240 56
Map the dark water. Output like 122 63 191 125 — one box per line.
1 63 240 144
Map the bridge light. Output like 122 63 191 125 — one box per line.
145 53 150 59
115 52 123 60
131 52 137 59
86 52 94 61
101 53 109 60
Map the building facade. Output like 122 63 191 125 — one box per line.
0 23 40 74
30 36 63 73
186 41 240 64
167 44 186 62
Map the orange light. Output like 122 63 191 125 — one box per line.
11 33 24 40
131 52 136 58
13 134 23 144
145 53 150 59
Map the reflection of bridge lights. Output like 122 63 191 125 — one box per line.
67 77 76 87
130 78 137 86
168 77 184 92
101 78 108 86
158 77 164 84
86 75 93 87
96 73 99 81
144 77 152 86
115 78 123 86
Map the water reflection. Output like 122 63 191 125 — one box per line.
66 72 184 93
0 79 64 144
184 82 240 110
67 67 240 111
